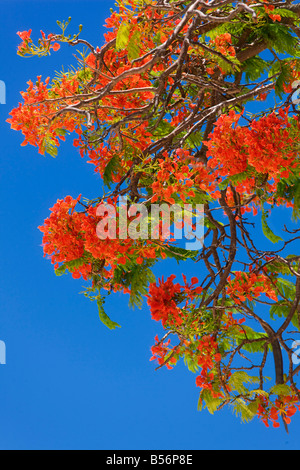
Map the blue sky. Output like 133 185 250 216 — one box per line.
1 0 300 450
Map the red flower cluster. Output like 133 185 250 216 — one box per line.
17 29 60 55
150 335 177 370
39 196 159 282
17 29 32 51
147 274 203 327
195 335 222 393
257 395 300 428
39 195 85 264
264 4 281 22
151 151 196 204
209 33 235 57
147 274 183 327
7 75 81 153
205 107 299 208
226 271 278 304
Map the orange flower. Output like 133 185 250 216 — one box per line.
51 42 60 51
17 30 32 41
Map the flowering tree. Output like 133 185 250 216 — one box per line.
8 0 300 430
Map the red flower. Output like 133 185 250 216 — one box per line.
17 30 32 42
51 42 60 52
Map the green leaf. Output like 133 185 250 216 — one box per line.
127 29 141 60
55 264 67 276
260 23 299 57
270 383 293 396
243 56 270 83
41 134 58 158
232 325 269 353
272 8 298 20
228 371 259 394
116 22 131 51
203 217 222 229
269 60 293 98
270 288 299 328
276 277 296 300
200 388 224 414
231 398 256 423
55 128 67 137
276 177 300 221
152 119 174 138
55 257 90 276
103 155 120 188
247 399 259 416
292 179 300 222
160 246 198 263
197 393 203 411
206 21 246 42
249 389 269 398
97 299 121 330
218 170 249 190
261 206 283 244
270 300 291 321
184 354 199 373
129 265 156 309
266 259 293 276
186 131 203 149
113 261 156 309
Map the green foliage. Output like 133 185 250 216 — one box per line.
97 297 121 330
184 353 199 373
160 245 198 263
269 278 299 327
103 155 121 188
269 59 294 98
41 134 59 157
218 170 250 190
228 370 259 395
198 388 224 414
231 398 257 423
276 277 296 301
243 56 270 83
249 388 269 398
275 293 293 310
271 8 298 20
186 131 204 149
276 176 300 222
291 181 300 222
228 324 269 354
266 259 295 277
270 383 293 396
216 55 241 74
206 20 248 42
259 23 299 57
116 22 131 51
261 205 283 243
55 256 90 276
113 260 156 309
127 29 141 60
